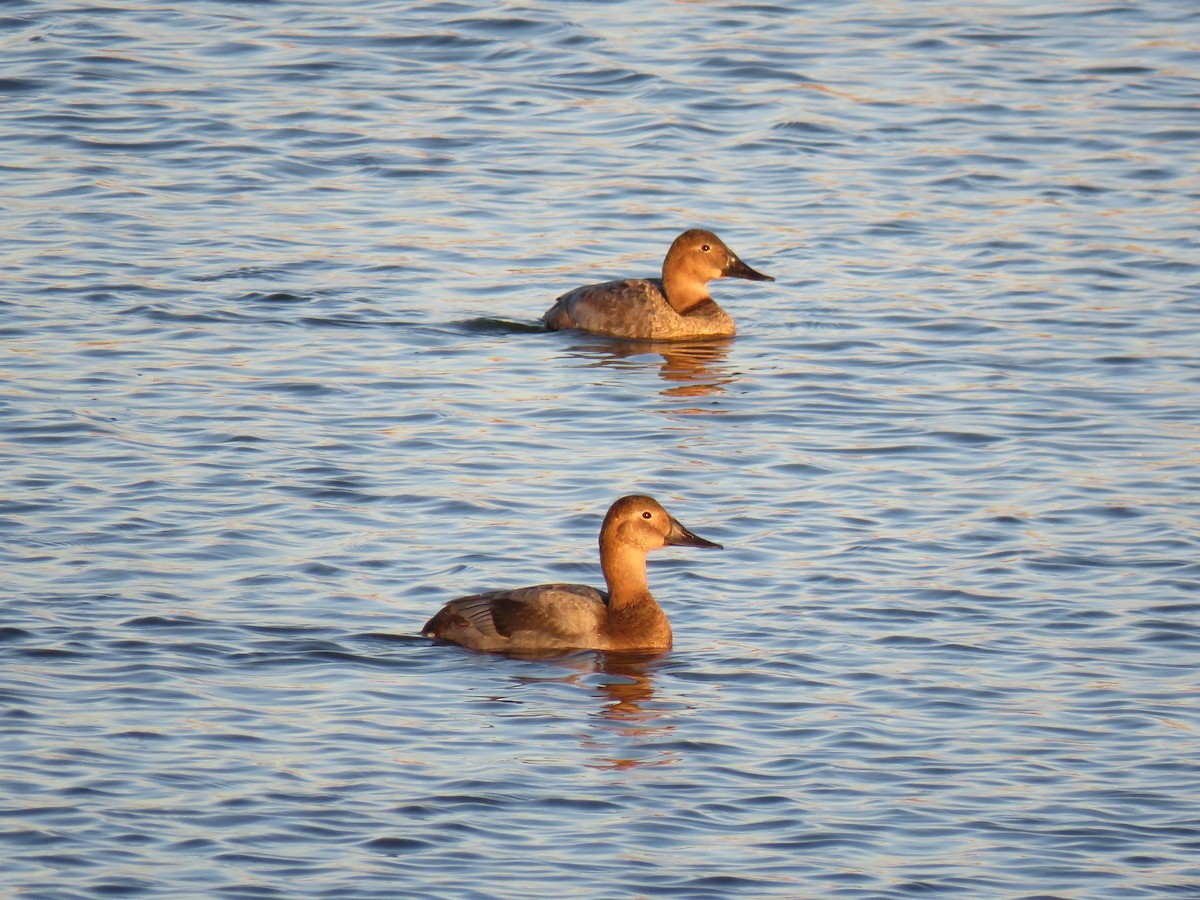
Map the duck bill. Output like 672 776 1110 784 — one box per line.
665 516 723 550
723 254 774 282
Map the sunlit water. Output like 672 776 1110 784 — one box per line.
3 1 1199 897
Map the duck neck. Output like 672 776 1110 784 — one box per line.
599 538 652 609
660 268 711 315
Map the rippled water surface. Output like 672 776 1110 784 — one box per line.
3 1 1199 897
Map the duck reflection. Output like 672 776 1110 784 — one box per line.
590 649 670 721
508 647 672 723
455 318 736 398
565 337 735 399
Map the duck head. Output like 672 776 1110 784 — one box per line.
664 229 774 286
601 494 723 553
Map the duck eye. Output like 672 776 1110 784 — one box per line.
642 511 652 519
701 244 710 252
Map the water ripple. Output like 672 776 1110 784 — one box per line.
2 0 1199 898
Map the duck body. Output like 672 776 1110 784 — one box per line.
541 229 773 341
542 278 736 341
421 584 659 652
421 495 721 653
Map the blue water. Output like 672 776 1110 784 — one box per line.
3 1 1199 897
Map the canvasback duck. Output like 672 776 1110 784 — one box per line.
421 495 722 652
541 229 774 341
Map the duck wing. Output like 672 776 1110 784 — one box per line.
541 279 667 336
423 584 609 650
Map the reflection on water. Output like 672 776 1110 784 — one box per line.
454 320 735 397
565 337 735 398
589 650 668 722
509 649 669 725
509 649 678 769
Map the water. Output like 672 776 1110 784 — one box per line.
2 1 1199 897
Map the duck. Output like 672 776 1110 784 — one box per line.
541 229 774 341
421 495 722 652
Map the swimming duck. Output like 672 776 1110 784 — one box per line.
541 229 774 340
421 495 722 652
